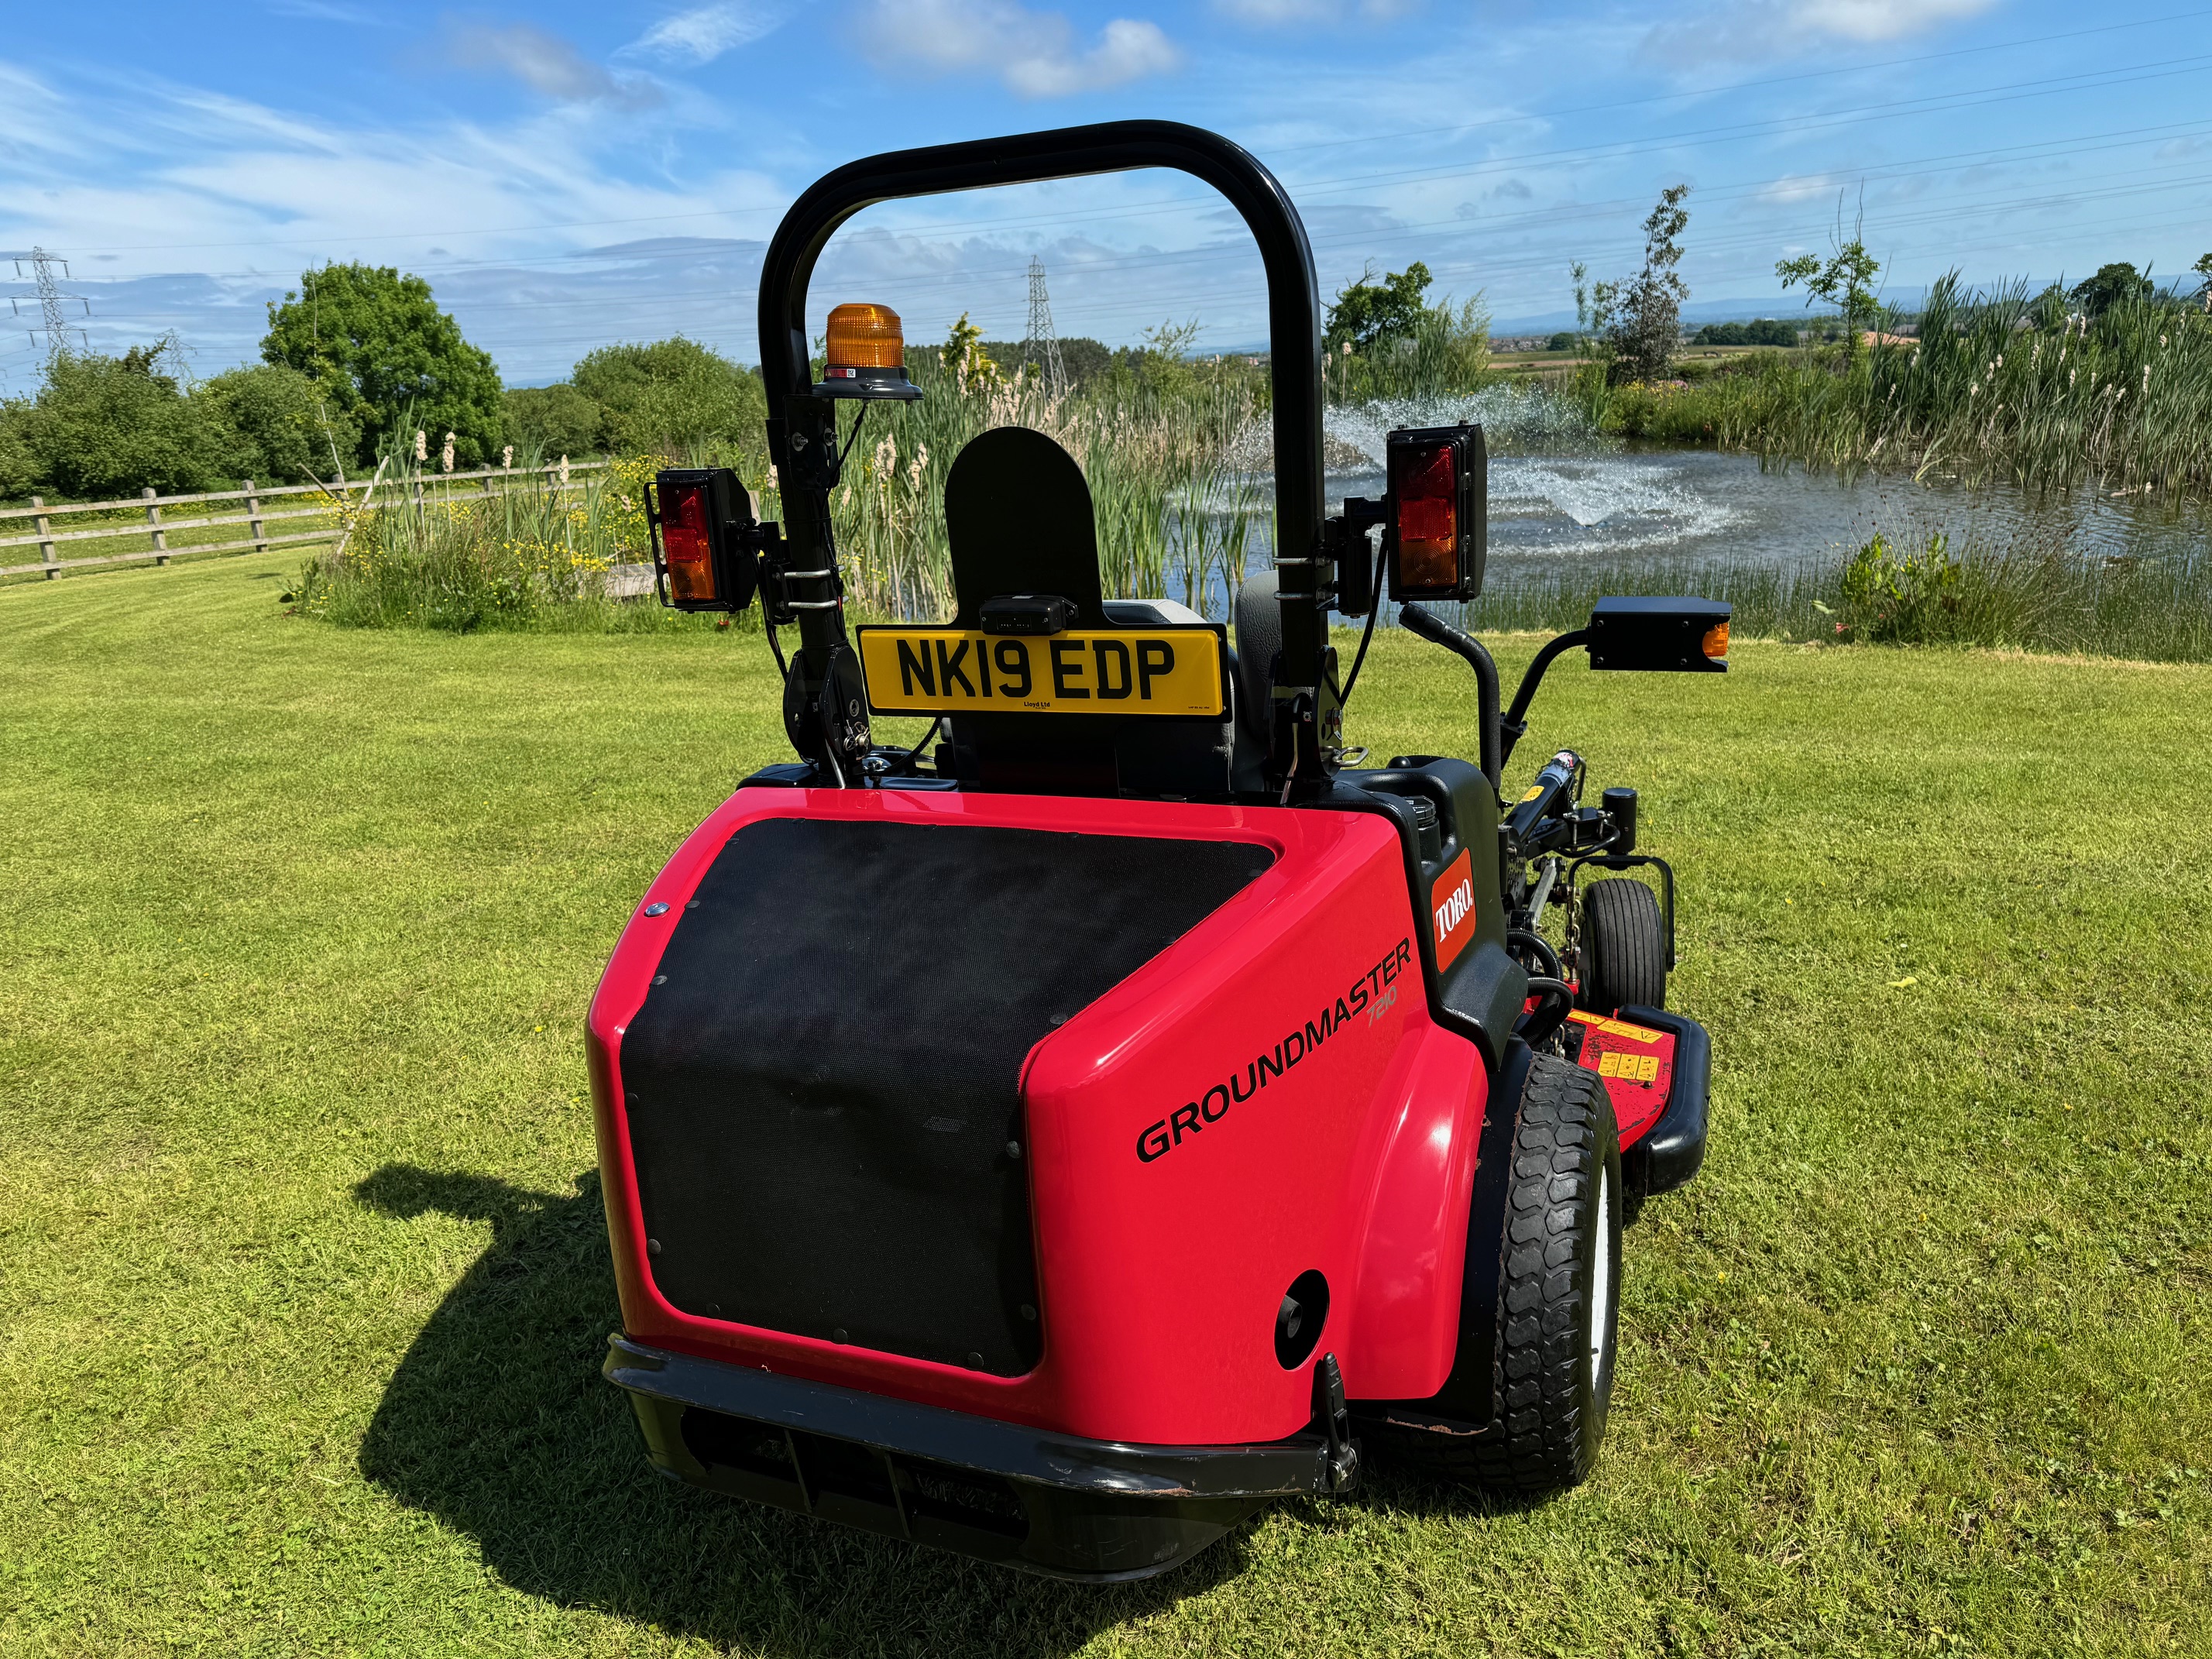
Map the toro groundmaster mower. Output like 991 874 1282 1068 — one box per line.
588 121 1727 1580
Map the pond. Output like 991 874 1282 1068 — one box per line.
1320 394 2210 586
1162 393 2205 621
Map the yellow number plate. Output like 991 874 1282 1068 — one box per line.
856 627 1228 718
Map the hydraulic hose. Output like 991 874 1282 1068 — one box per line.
1396 604 1500 792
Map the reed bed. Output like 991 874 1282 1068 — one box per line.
1582 278 2212 498
1457 527 2212 664
300 357 1273 630
822 353 1266 620
293 454 689 633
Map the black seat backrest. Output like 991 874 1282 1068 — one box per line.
936 427 1233 797
944 427 1110 627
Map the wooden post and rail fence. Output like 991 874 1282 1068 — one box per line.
1 460 610 582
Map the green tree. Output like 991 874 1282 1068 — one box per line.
1778 195 1883 353
1595 184 1692 385
262 264 503 470
982 334 1114 387
502 383 606 462
22 342 226 498
197 362 357 484
0 400 36 499
939 314 1005 392
2195 251 2212 312
2068 262 2153 319
571 336 764 453
1326 262 1433 353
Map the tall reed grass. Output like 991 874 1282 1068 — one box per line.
1580 276 2212 498
812 352 1269 620
1455 527 2212 663
293 453 696 632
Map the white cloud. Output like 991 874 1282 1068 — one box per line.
1212 0 1417 22
858 0 1180 98
447 22 664 108
1647 0 1997 64
1759 173 1841 204
624 2 799 64
1788 0 1995 41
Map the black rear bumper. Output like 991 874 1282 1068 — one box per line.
605 1336 1334 1580
1617 1005 1711 1197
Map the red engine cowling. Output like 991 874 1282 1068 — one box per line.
588 785 1492 1448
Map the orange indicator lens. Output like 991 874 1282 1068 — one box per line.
1396 443 1459 589
825 302 905 370
659 483 716 603
1702 620 1729 660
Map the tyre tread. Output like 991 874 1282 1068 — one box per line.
1363 1055 1620 1497
1578 878 1666 1013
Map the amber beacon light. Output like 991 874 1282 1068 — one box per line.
816 303 923 401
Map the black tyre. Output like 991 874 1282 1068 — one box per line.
1362 1053 1623 1497
1577 878 1666 1014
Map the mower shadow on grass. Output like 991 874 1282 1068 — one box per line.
352 1163 1247 1655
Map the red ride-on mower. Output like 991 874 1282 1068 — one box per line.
587 121 1729 1581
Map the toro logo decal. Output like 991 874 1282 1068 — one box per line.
1135 939 1413 1163
1430 848 1477 970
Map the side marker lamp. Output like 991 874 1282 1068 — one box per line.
1385 423 1486 602
816 301 923 402
646 468 760 613
1585 596 1732 672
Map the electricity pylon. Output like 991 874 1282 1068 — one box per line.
9 247 90 358
1021 256 1066 395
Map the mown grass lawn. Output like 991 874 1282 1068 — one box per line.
3 552 2207 1657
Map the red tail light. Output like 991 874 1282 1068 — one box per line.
1393 445 1458 589
658 481 716 603
647 468 759 613
1385 423 1486 602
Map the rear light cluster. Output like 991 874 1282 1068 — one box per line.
1384 424 1486 603
646 469 759 613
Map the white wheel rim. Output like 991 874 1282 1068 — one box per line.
1589 1162 1615 1379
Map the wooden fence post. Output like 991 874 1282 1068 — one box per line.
33 495 57 579
246 480 267 554
142 487 168 565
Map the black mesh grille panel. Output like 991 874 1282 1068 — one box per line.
620 816 1273 1376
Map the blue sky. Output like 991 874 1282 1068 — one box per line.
3 0 2209 388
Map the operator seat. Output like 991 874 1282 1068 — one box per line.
936 426 1238 798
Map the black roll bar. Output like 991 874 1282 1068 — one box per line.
755 120 1328 786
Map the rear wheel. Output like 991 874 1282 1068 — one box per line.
1577 878 1666 1014
1363 1053 1623 1497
